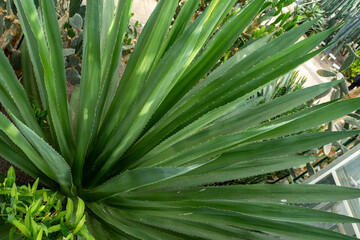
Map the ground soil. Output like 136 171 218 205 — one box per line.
0 158 34 184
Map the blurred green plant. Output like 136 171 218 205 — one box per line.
31 100 49 129
122 15 142 62
299 0 360 56
323 12 360 56
0 167 93 240
255 70 306 102
1 0 360 239
316 46 360 156
297 1 326 34
344 49 360 78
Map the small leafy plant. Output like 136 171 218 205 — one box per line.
0 167 93 239
345 49 360 78
122 15 142 62
1 0 360 239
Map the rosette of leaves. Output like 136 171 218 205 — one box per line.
2 0 360 239
255 70 306 103
0 167 92 239
297 1 326 34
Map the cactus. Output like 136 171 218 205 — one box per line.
298 0 360 56
61 4 84 85
317 69 337 78
66 68 81 84
63 6 142 84
323 11 360 56
9 49 20 70
68 54 80 68
69 13 83 30
315 45 360 156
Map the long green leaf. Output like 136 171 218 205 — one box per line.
0 48 43 138
91 0 133 150
104 199 360 224
0 113 56 181
100 0 115 54
0 135 56 187
15 1 46 109
124 207 357 240
92 202 358 240
0 84 22 122
120 184 360 203
86 213 137 240
21 42 42 112
163 0 201 52
89 202 278 240
249 97 360 142
128 80 339 169
82 164 203 200
88 206 185 240
10 114 73 196
41 0 71 133
15 0 74 162
136 131 360 191
73 0 101 187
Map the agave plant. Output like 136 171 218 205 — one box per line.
1 0 360 239
297 1 326 34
